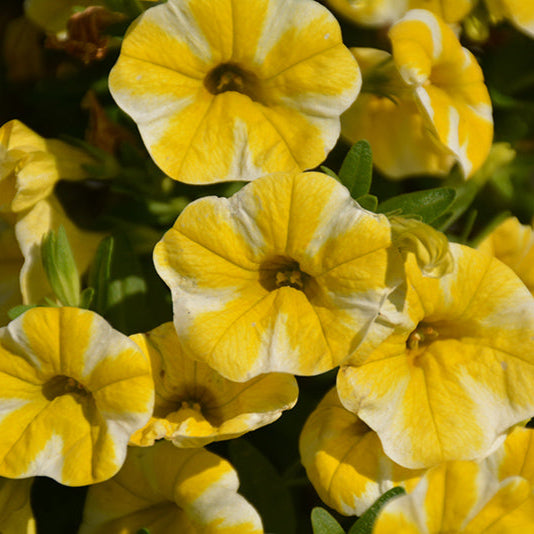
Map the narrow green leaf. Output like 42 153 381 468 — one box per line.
135 529 150 534
41 226 80 307
377 188 455 225
356 194 378 212
348 487 406 534
228 440 296 534
311 507 345 534
88 236 114 316
339 140 373 199
7 304 36 321
79 287 95 309
320 166 340 180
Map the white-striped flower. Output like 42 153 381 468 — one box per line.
109 0 361 184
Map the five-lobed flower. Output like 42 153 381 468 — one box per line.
109 0 361 184
154 170 406 382
129 321 298 448
0 306 154 486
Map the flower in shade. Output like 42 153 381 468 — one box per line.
0 307 154 486
80 440 263 533
478 216 534 295
337 243 534 469
341 47 455 178
485 0 534 38
373 460 534 533
154 171 405 382
0 477 35 533
109 0 361 184
0 119 93 214
299 388 423 516
129 322 298 448
388 9 493 178
0 196 102 325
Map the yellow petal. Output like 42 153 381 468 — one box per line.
80 441 263 533
129 322 298 447
0 307 154 486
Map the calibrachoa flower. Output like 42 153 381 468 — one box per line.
80 440 263 533
373 461 534 533
299 388 423 516
0 119 92 214
129 322 298 448
478 216 534 295
337 243 534 469
154 171 405 382
484 425 534 487
0 307 154 486
485 0 534 38
109 0 361 184
389 9 493 178
341 48 455 178
326 0 475 27
0 196 101 318
0 477 35 534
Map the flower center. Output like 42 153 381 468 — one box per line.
42 375 91 401
204 62 262 101
259 256 310 292
406 322 439 351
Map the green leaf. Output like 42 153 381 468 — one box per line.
88 234 148 334
348 487 406 534
79 287 95 309
228 439 296 534
320 166 340 180
311 507 345 534
339 140 373 199
7 304 37 321
135 529 150 534
377 188 455 225
41 226 81 307
356 194 378 212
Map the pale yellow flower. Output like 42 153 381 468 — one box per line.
341 48 455 178
0 307 154 486
80 440 263 533
485 0 534 38
389 9 493 178
0 119 93 214
478 216 534 295
0 478 35 534
0 196 101 322
154 171 405 382
129 322 298 448
109 0 361 184
338 243 534 469
325 0 476 27
373 461 534 533
299 388 423 516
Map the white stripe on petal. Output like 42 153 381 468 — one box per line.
18 433 64 478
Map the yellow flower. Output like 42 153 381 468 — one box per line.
389 9 493 178
299 388 423 516
0 120 93 214
485 0 534 38
154 171 405 382
325 0 476 27
0 307 154 486
109 0 361 184
338 243 534 469
478 216 534 295
129 322 298 448
373 461 534 533
80 440 263 533
0 196 101 323
341 48 455 178
0 478 35 534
